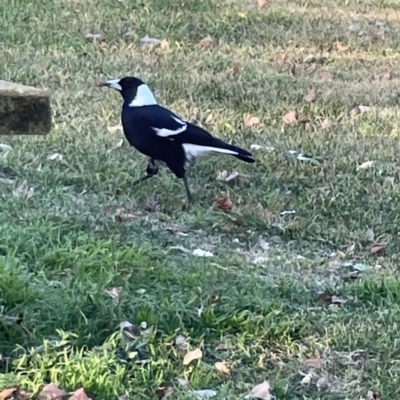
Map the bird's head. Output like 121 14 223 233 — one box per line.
99 76 157 107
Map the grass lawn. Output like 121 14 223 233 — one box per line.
1 0 400 398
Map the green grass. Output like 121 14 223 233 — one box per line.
1 0 400 398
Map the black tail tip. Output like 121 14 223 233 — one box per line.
236 153 256 163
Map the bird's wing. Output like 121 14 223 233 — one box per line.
137 106 189 137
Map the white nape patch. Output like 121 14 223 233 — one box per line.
182 143 237 161
129 84 157 107
153 116 187 137
106 79 122 91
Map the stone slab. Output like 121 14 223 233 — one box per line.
0 80 51 135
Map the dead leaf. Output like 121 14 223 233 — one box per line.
120 321 140 343
215 361 230 374
155 386 174 398
331 295 347 304
183 348 203 366
244 114 260 127
304 86 316 102
246 380 271 400
367 391 381 400
124 30 135 39
192 248 213 257
176 376 189 386
232 63 240 74
215 343 229 351
319 69 332 81
384 176 395 186
68 388 91 400
357 161 374 170
200 36 213 46
317 291 332 302
282 110 297 124
145 198 159 212
193 390 217 398
290 64 296 75
38 383 66 400
13 180 34 199
258 235 269 250
234 218 246 227
258 0 269 8
175 334 188 351
160 39 170 50
371 243 385 254
304 357 323 367
208 290 219 305
104 286 122 305
215 195 233 211
0 388 18 400
325 88 336 98
85 31 104 42
220 225 232 233
365 228 374 242
48 152 63 161
336 42 349 52
140 35 162 45
321 118 333 129
351 107 360 116
383 71 393 81
359 105 372 113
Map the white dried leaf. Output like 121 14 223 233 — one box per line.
245 380 271 399
13 180 34 199
192 249 213 257
183 348 203 365
85 32 104 41
140 35 161 45
0 144 12 151
357 161 374 170
258 236 269 250
48 152 63 161
193 389 217 398
359 105 372 113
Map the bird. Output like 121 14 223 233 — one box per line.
99 76 255 201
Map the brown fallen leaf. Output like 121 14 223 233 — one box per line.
200 36 213 46
321 118 333 129
290 64 296 75
351 107 360 116
215 195 233 211
68 388 91 400
215 361 230 374
0 387 18 400
258 0 269 8
383 71 393 81
104 286 123 305
232 63 240 74
247 380 271 400
234 218 246 227
244 114 260 127
155 386 174 399
220 225 232 233
336 42 349 52
183 348 203 365
371 243 385 254
160 39 170 50
304 357 323 367
282 110 297 124
304 86 316 102
38 383 66 400
317 291 332 302
319 69 332 81
215 343 230 351
325 88 336 98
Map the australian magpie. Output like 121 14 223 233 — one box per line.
99 76 255 201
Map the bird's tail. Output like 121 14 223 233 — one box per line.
213 139 255 163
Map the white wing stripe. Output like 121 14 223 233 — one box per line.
153 124 187 137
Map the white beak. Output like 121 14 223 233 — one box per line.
101 79 122 91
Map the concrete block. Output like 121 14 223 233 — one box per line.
0 80 51 135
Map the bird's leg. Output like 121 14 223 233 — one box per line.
183 176 193 202
132 158 158 185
